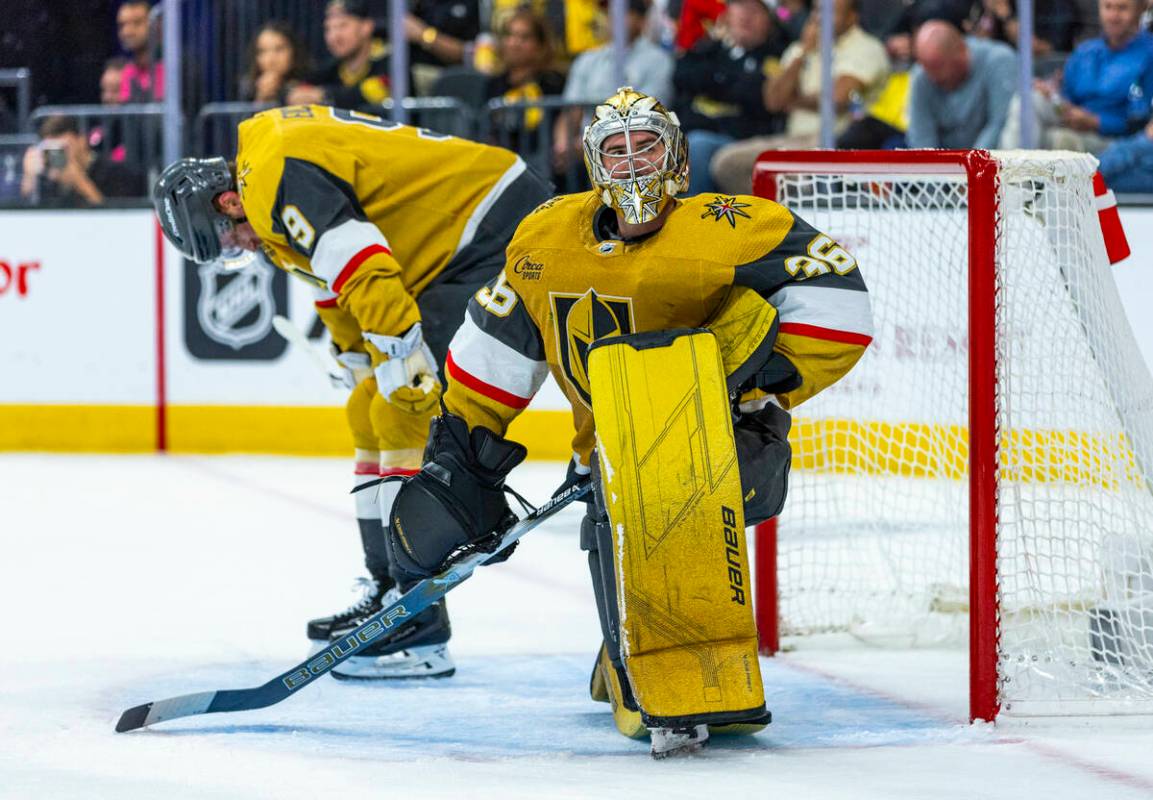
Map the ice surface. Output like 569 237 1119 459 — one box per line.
3 454 1153 799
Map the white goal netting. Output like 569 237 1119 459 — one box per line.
767 151 1153 716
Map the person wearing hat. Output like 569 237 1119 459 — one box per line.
287 0 409 111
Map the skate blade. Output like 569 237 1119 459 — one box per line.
331 644 456 681
649 724 709 759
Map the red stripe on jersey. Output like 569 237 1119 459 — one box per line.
446 350 532 409
380 466 419 477
354 461 378 476
332 244 392 294
779 322 873 347
315 296 339 309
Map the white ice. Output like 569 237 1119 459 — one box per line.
3 454 1153 799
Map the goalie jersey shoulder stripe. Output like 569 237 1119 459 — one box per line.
769 285 873 345
447 281 549 408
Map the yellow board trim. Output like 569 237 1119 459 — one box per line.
0 405 155 452
791 419 1146 488
0 405 1145 487
0 404 576 461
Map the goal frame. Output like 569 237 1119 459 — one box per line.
751 149 1003 723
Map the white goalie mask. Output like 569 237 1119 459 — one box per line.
582 87 689 226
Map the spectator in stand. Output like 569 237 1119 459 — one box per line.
487 8 566 124
972 0 1079 54
486 8 565 154
240 21 311 104
117 0 163 102
835 0 970 148
711 0 889 195
406 0 482 94
673 0 790 193
20 116 145 207
905 20 1017 146
776 0 814 40
553 0 674 172
90 58 130 163
675 0 726 52
287 0 406 111
1098 116 1153 191
1003 0 1153 152
100 58 127 105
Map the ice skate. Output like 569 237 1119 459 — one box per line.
307 576 388 643
649 724 709 759
329 643 456 680
325 587 455 680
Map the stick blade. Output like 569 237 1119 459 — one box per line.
115 702 153 732
114 690 218 732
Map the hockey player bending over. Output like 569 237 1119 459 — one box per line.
153 105 551 679
389 88 874 756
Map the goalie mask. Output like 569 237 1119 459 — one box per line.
582 87 688 226
154 157 252 266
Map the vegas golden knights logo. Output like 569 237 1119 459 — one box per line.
551 289 635 406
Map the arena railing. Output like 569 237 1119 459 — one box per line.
377 96 479 139
0 69 32 132
192 98 479 159
193 101 276 159
481 97 598 194
28 103 166 186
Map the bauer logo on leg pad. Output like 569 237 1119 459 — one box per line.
722 506 746 605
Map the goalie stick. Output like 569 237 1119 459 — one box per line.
115 478 591 733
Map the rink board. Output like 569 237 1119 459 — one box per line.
0 207 1151 458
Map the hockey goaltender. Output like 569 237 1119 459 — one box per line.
387 88 874 757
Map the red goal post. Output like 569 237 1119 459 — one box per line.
749 149 1153 723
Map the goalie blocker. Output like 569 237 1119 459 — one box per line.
585 327 779 745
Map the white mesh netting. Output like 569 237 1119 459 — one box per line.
768 151 1153 715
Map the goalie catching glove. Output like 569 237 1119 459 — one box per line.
388 412 527 582
363 323 442 415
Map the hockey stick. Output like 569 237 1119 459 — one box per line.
272 314 341 379
115 478 591 733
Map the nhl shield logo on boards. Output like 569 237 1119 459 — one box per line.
197 258 276 350
184 255 288 360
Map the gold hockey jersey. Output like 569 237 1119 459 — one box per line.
444 191 874 464
235 105 525 357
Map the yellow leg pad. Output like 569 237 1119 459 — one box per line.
588 329 766 728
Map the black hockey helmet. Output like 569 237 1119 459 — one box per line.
153 157 238 263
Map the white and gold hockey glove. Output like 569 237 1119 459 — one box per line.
330 346 373 390
363 323 442 415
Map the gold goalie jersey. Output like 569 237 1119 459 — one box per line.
444 191 874 464
235 105 524 355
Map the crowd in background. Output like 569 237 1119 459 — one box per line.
5 0 1153 206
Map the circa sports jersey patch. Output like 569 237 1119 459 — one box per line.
511 254 544 280
703 196 752 228
550 289 635 407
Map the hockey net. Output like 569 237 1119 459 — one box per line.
752 150 1153 720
